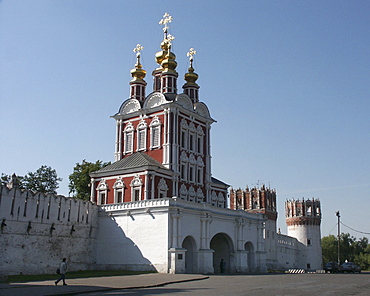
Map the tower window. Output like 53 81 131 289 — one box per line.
189 165 195 183
197 168 202 184
134 189 140 201
189 133 194 151
123 123 134 154
100 193 106 205
138 130 146 150
130 174 143 202
117 191 123 203
181 163 187 180
181 129 187 149
150 116 161 149
151 126 160 148
97 179 108 205
137 120 147 151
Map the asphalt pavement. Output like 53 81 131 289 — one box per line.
0 273 209 296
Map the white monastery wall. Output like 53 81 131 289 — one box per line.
264 219 278 269
276 233 303 270
0 185 98 275
97 201 169 272
0 185 322 275
99 199 267 274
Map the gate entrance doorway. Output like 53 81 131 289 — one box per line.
210 233 234 273
182 236 197 273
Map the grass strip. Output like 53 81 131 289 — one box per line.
7 270 156 283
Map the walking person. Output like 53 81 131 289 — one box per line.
55 258 67 286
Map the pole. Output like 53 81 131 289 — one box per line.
336 211 340 265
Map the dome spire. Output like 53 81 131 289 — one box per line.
155 12 178 94
129 44 147 101
183 48 199 102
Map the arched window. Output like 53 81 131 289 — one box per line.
180 151 188 181
123 122 134 154
97 179 108 205
130 174 143 202
137 119 147 151
189 123 196 151
196 125 204 155
189 154 196 183
113 177 125 204
180 119 188 149
196 156 204 185
150 116 161 149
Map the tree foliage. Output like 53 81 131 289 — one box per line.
69 160 110 200
1 165 62 194
322 233 370 270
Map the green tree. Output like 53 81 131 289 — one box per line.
1 173 12 186
322 235 338 263
322 233 370 269
22 165 62 194
69 160 110 200
1 166 61 194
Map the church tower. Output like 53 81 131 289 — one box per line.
90 13 229 207
285 198 322 270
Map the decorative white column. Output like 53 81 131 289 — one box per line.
197 213 214 273
163 108 170 168
235 218 248 272
256 221 267 272
115 119 123 161
200 213 212 249
151 173 155 199
170 210 182 248
90 178 95 203
168 209 186 273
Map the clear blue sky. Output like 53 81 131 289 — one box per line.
1 0 369 239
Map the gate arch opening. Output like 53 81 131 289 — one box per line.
210 233 234 273
245 241 255 272
182 236 197 273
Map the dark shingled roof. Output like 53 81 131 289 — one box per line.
211 176 229 187
94 152 168 173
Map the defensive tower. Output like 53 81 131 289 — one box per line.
285 198 322 270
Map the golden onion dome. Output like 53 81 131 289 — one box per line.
131 44 146 81
184 48 198 84
184 65 198 84
161 50 177 73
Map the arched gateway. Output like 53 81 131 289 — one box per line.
182 236 197 273
210 233 234 273
245 241 255 272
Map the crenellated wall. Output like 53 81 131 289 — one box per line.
0 185 99 275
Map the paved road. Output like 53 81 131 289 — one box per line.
80 273 370 296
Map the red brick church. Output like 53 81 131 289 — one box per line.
90 13 228 208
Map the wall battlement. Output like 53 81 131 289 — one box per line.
285 198 321 226
0 185 99 276
0 185 95 226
